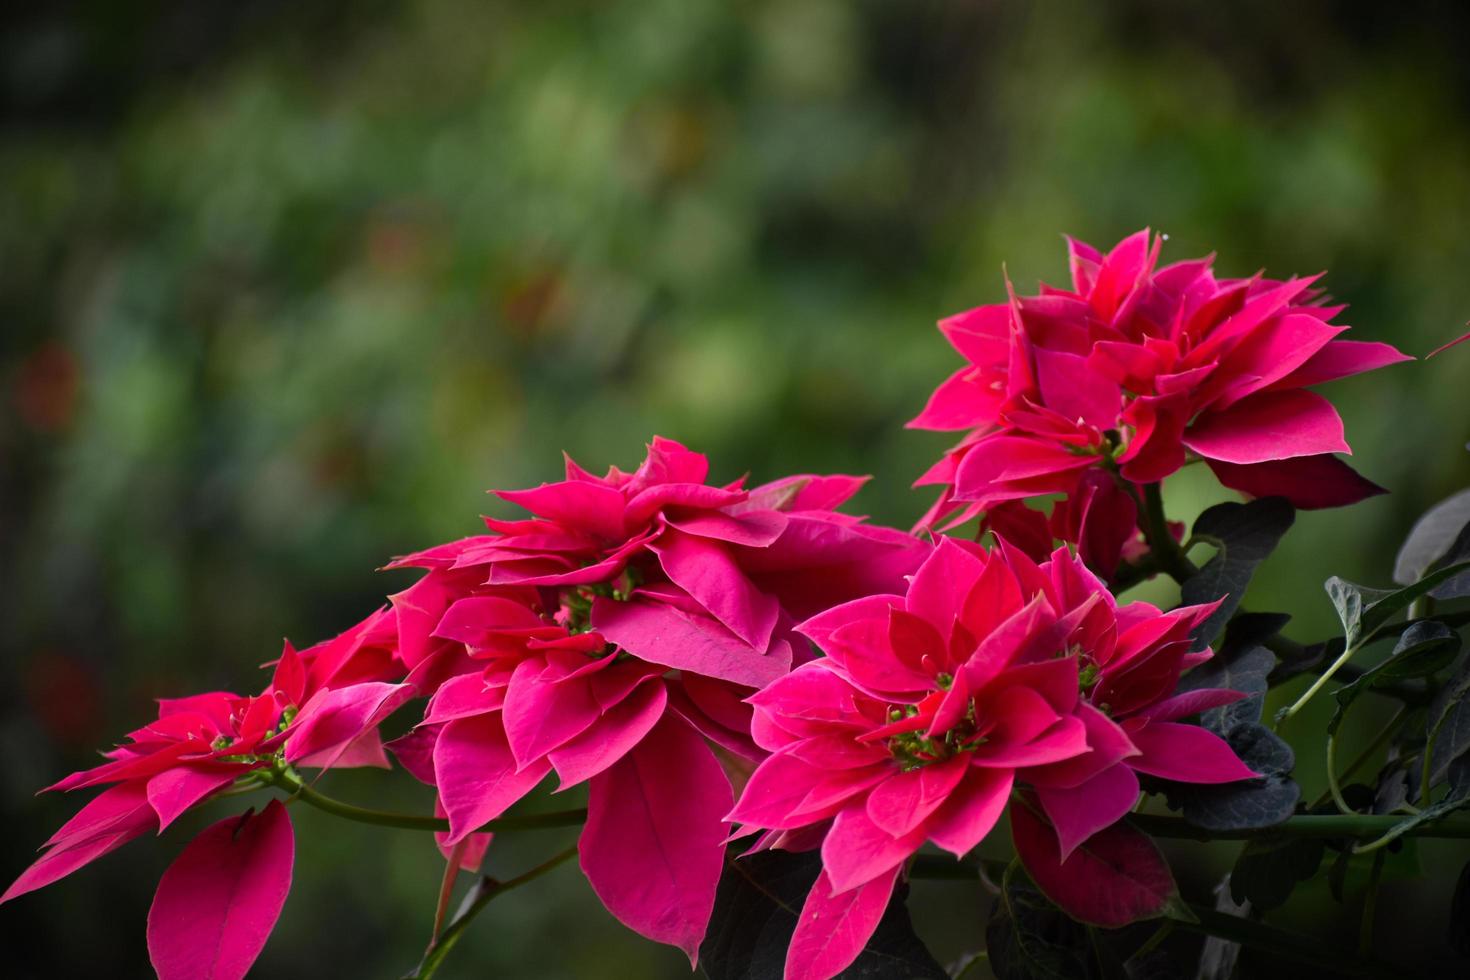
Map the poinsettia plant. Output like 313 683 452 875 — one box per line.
8 230 1470 980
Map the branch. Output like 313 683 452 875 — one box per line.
1130 812 1470 842
268 768 586 835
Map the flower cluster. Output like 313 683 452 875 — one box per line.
910 229 1409 574
729 539 1252 979
6 233 1417 980
380 436 925 960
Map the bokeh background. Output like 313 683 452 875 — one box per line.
4 1 1469 977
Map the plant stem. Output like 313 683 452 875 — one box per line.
408 844 578 980
1141 482 1199 583
1173 903 1393 979
268 768 586 834
1277 639 1360 726
1311 705 1410 810
1129 812 1470 841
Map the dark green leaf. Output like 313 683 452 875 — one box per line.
1429 515 1470 599
1394 488 1470 585
1325 562 1470 648
1427 655 1470 787
1449 861 1470 957
985 869 1098 980
1165 724 1298 831
1177 643 1274 735
1329 622 1463 737
699 849 946 980
1180 499 1295 649
1229 837 1325 912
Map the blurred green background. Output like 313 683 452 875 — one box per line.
4 1 1470 976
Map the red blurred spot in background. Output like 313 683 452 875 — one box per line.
13 342 81 434
26 651 105 749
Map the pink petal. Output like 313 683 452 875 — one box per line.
953 436 1098 502
747 663 872 748
1273 338 1412 387
433 713 550 843
1024 703 1139 789
386 724 441 785
579 714 731 964
433 595 546 644
726 748 831 829
939 303 1010 363
667 508 789 547
495 479 627 540
740 473 869 514
1209 312 1346 408
906 537 988 638
972 715 1088 768
548 678 668 788
785 865 902 980
147 767 239 832
794 594 904 653
1126 721 1258 783
907 367 1000 431
591 597 787 688
1183 389 1349 464
423 671 501 724
1117 394 1188 484
269 640 306 708
147 801 294 980
1206 454 1386 509
864 755 968 837
284 682 415 769
42 781 155 849
1034 348 1121 429
1035 764 1140 859
1011 798 1178 928
923 766 1013 857
820 801 926 894
502 658 602 768
653 532 780 650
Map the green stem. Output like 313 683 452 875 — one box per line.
1110 553 1162 593
1141 482 1199 583
1311 705 1409 810
408 845 579 980
1325 733 1354 815
1173 904 1393 979
1277 639 1360 727
270 769 586 834
1130 812 1470 841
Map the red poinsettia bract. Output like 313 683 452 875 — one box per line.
727 537 1255 980
383 436 927 962
910 229 1410 571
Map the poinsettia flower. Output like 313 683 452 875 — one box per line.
2 636 412 906
1011 544 1257 859
383 437 927 962
911 229 1410 554
726 537 1254 980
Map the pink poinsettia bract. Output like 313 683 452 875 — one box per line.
727 537 1255 980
